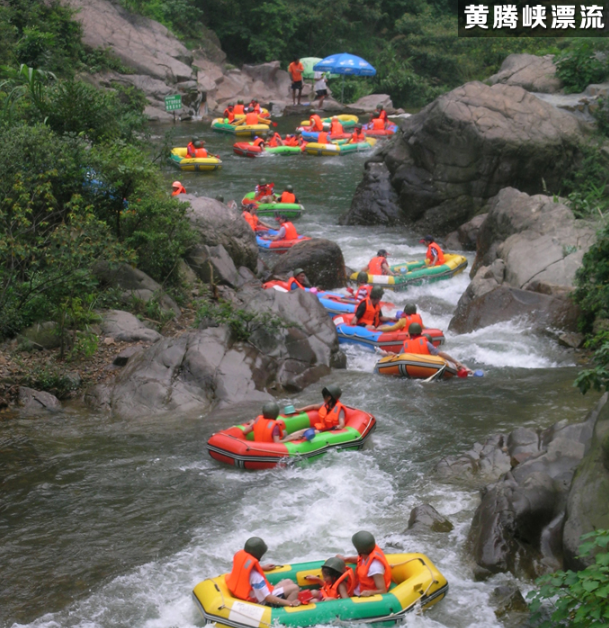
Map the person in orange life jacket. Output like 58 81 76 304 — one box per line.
252 136 266 148
317 130 330 144
242 402 309 444
362 250 395 276
405 323 471 373
186 136 199 157
242 205 274 232
371 117 386 131
279 185 298 204
346 271 372 302
263 215 299 241
223 103 235 122
420 235 445 266
248 99 261 114
330 117 344 136
191 140 208 158
236 111 270 126
337 531 392 597
352 286 394 328
295 384 346 433
348 124 366 144
378 303 423 331
226 536 301 607
233 100 245 115
304 557 355 601
287 268 307 290
284 134 299 147
171 181 186 196
255 181 275 203
267 132 284 147
309 113 324 132
288 57 305 105
374 105 388 122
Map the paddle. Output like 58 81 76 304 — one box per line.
423 364 446 383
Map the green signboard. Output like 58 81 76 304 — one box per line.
165 94 182 112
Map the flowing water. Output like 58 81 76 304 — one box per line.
1 117 601 628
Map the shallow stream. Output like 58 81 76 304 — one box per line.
0 116 600 628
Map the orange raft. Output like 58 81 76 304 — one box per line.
375 353 457 380
207 406 376 470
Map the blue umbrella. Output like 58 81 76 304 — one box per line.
313 53 377 103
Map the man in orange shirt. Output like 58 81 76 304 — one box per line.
288 57 305 105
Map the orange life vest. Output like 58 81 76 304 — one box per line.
321 568 356 599
310 114 323 131
314 400 345 431
280 191 296 204
402 335 430 355
234 104 245 115
250 103 261 113
242 211 259 231
252 415 285 442
372 118 385 130
351 129 366 143
287 276 304 290
357 298 381 327
356 546 392 593
186 142 196 156
194 147 208 158
225 549 271 601
281 221 298 240
317 131 329 144
426 242 445 266
253 137 265 147
245 112 259 125
330 120 344 135
224 108 235 122
267 133 281 147
367 256 386 275
285 135 298 147
404 313 424 328
378 110 388 121
355 285 372 301
172 185 186 196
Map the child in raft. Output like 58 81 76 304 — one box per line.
304 557 355 600
295 384 346 433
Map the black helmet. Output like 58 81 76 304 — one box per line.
244 537 268 560
321 384 342 402
293 268 305 276
377 249 388 257
286 185 294 192
357 272 368 283
352 531 375 554
262 402 280 419
408 322 423 336
322 556 346 573
404 303 417 315
191 136 199 143
370 286 384 300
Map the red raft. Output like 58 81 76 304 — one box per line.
207 406 376 470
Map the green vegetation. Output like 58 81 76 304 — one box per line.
528 529 609 627
555 39 609 94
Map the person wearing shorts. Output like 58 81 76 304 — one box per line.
288 57 305 105
314 71 328 108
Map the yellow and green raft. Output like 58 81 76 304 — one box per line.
193 553 448 628
305 137 376 156
170 148 222 172
212 117 271 138
350 253 468 291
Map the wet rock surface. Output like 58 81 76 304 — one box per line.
407 504 454 533
18 387 61 416
100 310 162 344
488 54 561 94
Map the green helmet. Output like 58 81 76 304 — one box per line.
352 531 376 554
262 402 280 419
408 322 423 336
357 272 368 283
293 268 305 276
370 286 384 300
404 304 417 315
244 537 268 560
323 557 346 574
322 384 342 402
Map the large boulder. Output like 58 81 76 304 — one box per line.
344 94 394 115
563 393 609 570
466 401 601 578
184 196 258 271
19 387 61 416
444 213 488 251
271 239 346 290
100 310 162 343
488 54 562 94
339 163 402 226
346 82 585 232
241 61 291 101
86 288 344 418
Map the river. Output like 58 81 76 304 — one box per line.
0 116 600 628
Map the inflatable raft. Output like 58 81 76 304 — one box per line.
297 114 359 133
300 130 350 142
193 552 448 627
212 118 270 138
375 353 457 380
233 108 270 120
257 229 310 253
363 121 398 137
233 142 303 158
332 316 445 352
350 254 468 291
169 148 222 172
207 406 375 469
242 192 305 219
305 138 376 156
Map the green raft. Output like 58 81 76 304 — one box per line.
242 191 305 219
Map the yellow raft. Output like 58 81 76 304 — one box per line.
169 148 222 172
299 114 359 130
305 137 376 156
375 353 457 380
211 118 271 138
193 553 448 628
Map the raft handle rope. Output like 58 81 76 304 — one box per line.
213 580 274 628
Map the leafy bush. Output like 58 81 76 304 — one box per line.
19 363 82 398
528 529 609 627
555 39 609 94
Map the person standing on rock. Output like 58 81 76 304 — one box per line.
421 235 445 266
362 250 395 276
403 323 471 374
288 57 305 105
314 71 328 109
